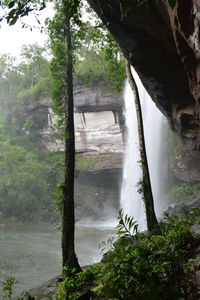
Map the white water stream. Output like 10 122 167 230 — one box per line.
121 68 165 231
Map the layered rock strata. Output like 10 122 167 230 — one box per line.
13 82 125 154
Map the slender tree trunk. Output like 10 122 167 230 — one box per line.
126 61 160 234
61 0 81 273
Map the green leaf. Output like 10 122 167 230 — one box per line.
8 1 15 9
168 0 177 9
123 6 132 17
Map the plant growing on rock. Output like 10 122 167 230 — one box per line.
2 276 18 300
56 266 92 300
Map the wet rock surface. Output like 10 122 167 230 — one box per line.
13 276 59 300
165 196 200 217
87 0 200 181
75 168 122 221
87 0 199 134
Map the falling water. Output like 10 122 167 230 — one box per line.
120 68 165 230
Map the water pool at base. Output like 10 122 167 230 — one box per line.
0 223 116 297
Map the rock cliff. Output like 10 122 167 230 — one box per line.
13 81 125 155
87 0 200 182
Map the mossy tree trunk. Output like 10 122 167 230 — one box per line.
126 61 160 234
61 0 81 273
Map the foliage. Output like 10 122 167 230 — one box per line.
90 210 200 300
168 130 181 159
168 0 177 9
98 237 115 256
0 116 64 221
116 209 138 238
24 116 36 131
0 45 64 222
0 54 23 110
136 177 144 198
2 276 18 300
54 209 200 299
1 278 34 300
17 290 34 300
74 49 105 85
52 181 64 215
46 1 83 118
0 140 52 220
52 210 200 299
74 21 126 92
47 2 125 105
56 266 90 300
46 10 66 117
18 76 50 104
171 183 200 202
0 44 50 108
0 0 46 26
17 44 51 104
133 0 149 15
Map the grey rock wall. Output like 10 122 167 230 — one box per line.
14 82 125 155
75 168 122 221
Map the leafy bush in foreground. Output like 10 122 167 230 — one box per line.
56 209 200 300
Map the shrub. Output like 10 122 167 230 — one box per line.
56 267 92 300
90 210 200 300
2 276 18 300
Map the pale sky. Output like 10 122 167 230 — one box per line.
0 5 54 57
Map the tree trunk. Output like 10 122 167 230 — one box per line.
126 61 160 234
61 0 81 273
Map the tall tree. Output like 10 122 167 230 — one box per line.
47 1 81 273
61 0 81 273
20 44 49 89
126 61 160 234
0 54 22 110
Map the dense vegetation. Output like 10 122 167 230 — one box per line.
0 44 50 109
56 208 200 300
0 119 62 222
0 45 55 221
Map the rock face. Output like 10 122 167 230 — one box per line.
12 99 51 131
74 82 123 113
73 83 124 153
75 168 122 221
49 83 124 153
13 82 125 154
87 0 200 182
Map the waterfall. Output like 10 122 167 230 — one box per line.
120 68 165 230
